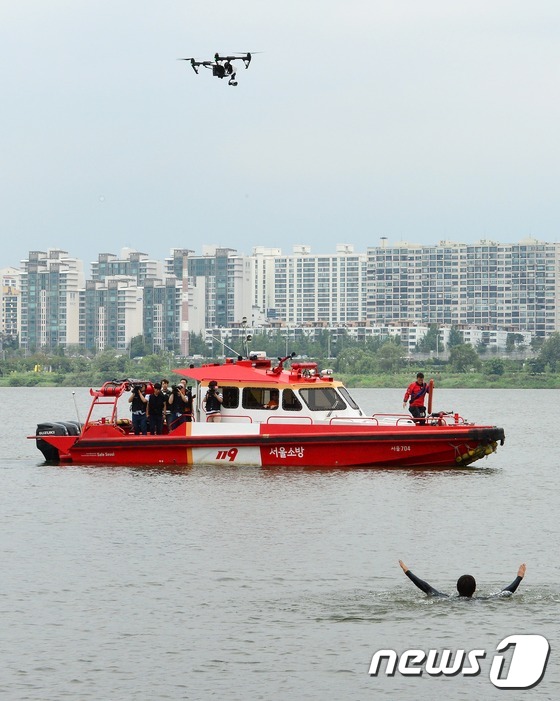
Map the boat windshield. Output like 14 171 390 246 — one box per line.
298 387 347 412
337 387 360 410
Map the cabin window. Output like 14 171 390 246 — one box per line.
221 386 239 409
282 389 302 412
242 387 264 409
338 387 359 410
241 387 281 410
298 387 347 412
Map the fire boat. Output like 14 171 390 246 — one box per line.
32 354 505 468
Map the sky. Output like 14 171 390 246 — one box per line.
1 0 560 271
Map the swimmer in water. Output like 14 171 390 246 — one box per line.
399 560 526 598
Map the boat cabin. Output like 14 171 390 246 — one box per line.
177 356 365 424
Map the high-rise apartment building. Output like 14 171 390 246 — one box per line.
367 238 559 337
142 277 185 354
0 267 21 343
12 237 560 353
186 246 253 334
91 249 162 285
164 249 191 355
80 277 143 352
259 244 367 325
20 250 84 351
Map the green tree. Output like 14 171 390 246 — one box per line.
483 357 505 376
188 332 208 356
92 350 128 376
416 325 440 353
130 335 149 359
537 332 560 372
377 340 405 373
506 332 525 353
449 343 481 373
334 348 377 374
447 326 463 349
525 357 545 374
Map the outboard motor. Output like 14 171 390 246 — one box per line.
35 421 82 462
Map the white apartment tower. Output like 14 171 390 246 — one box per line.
20 250 85 351
0 267 21 343
256 244 367 325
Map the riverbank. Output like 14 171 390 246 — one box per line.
338 372 559 389
2 370 559 389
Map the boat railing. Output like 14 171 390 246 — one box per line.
265 416 314 425
329 416 381 426
370 412 464 426
370 413 418 426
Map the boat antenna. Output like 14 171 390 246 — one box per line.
206 334 245 358
72 391 82 425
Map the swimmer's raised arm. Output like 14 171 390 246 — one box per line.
500 563 527 595
399 559 446 597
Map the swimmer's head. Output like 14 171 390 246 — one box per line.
456 574 476 597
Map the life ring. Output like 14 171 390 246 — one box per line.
427 378 434 414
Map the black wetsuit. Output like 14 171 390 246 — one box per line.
405 569 523 598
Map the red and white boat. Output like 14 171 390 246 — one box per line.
32 354 505 468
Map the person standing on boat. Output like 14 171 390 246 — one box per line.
147 382 165 435
203 380 223 422
128 383 148 435
160 378 172 431
168 379 194 430
398 560 526 598
403 372 429 425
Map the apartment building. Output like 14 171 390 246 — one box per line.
91 249 162 285
80 277 143 353
142 277 185 355
367 238 559 338
12 237 559 353
185 246 253 334
20 250 85 351
256 244 368 325
0 267 21 343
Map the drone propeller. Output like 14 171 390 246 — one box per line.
178 57 213 74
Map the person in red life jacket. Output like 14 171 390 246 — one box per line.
403 372 429 425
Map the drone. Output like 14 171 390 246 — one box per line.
178 52 255 86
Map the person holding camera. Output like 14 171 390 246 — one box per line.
168 379 194 430
160 379 172 431
128 383 148 435
203 380 223 422
147 382 165 435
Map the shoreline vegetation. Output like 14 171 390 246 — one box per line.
0 371 560 391
0 368 558 390
2 333 560 389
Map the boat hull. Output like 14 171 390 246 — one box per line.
34 421 505 468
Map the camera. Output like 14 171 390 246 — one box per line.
171 384 181 393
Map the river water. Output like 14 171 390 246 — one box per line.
1 387 559 700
